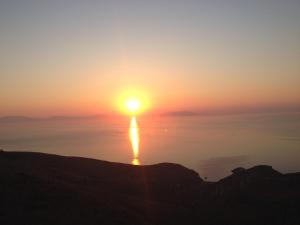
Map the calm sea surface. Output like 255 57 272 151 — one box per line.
0 112 299 180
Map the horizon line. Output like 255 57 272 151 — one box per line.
1 105 299 121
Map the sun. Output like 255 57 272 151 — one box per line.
116 89 150 115
125 99 141 114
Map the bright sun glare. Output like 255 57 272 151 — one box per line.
116 89 150 115
125 99 141 114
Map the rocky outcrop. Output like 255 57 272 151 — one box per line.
215 165 283 195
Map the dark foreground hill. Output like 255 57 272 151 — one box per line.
0 151 300 225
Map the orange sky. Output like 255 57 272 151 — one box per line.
0 1 299 117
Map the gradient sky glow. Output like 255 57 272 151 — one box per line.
0 0 299 116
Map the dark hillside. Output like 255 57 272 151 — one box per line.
0 151 299 225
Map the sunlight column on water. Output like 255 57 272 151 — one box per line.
129 116 140 165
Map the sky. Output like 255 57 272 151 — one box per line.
0 0 299 116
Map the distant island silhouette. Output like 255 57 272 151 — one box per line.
1 150 299 225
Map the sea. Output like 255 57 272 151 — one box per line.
0 112 299 180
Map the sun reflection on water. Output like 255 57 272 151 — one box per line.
129 116 140 165
132 158 140 165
